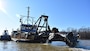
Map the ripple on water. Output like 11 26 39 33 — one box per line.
0 40 90 51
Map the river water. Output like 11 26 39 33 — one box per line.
0 40 90 51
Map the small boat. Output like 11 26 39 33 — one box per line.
0 30 12 41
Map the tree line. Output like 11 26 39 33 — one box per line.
61 27 90 39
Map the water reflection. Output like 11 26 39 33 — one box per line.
16 43 70 51
0 40 90 51
76 40 90 50
0 41 18 51
3 41 7 49
0 41 71 51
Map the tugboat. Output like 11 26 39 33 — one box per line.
0 30 12 41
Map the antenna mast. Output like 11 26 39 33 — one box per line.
27 6 30 24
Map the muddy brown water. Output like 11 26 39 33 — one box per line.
0 40 90 51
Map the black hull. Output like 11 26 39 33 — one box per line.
0 35 12 41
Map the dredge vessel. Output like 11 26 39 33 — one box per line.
11 7 79 47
